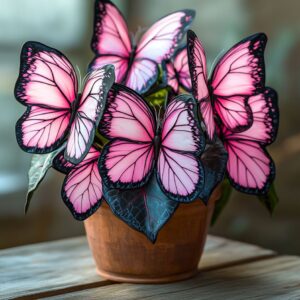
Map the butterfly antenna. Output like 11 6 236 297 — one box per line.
135 26 147 41
151 103 157 120
81 71 91 88
208 48 226 78
75 65 83 92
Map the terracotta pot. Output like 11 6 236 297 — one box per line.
84 188 220 283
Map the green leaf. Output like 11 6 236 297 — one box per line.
258 183 279 214
25 146 64 213
211 178 233 226
145 88 169 107
95 130 108 146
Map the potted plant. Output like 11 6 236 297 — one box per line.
14 0 279 283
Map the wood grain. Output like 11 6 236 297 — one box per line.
199 235 275 270
0 237 104 300
46 256 300 300
0 235 275 299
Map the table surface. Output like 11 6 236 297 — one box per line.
1 235 300 300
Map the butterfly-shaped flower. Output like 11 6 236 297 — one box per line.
89 0 195 94
163 46 192 94
15 41 115 164
219 88 279 194
53 146 102 220
98 84 205 202
187 30 267 140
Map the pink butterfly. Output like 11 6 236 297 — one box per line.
15 41 115 164
53 146 102 220
89 0 195 94
187 30 267 140
98 84 205 202
219 88 279 194
163 46 192 94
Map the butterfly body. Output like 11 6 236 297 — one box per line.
153 135 162 160
121 44 138 81
70 95 80 112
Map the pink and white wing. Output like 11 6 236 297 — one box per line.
126 10 195 94
100 84 156 142
223 88 278 194
15 41 77 153
99 84 156 189
164 47 191 94
224 139 275 194
90 55 128 83
211 33 267 131
136 10 195 63
62 147 102 220
124 59 158 94
187 30 214 139
158 95 205 202
173 47 192 91
231 89 279 145
65 65 115 164
164 60 180 93
90 0 131 83
100 140 155 189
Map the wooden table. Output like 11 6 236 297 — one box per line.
1 235 300 299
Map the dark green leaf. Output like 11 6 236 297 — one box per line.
258 183 279 214
199 137 228 203
211 178 233 226
103 175 178 243
25 146 64 213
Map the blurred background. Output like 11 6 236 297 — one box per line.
0 0 299 254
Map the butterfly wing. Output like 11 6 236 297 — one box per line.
65 65 115 164
124 59 159 94
211 33 267 131
126 10 195 94
163 60 179 93
173 46 192 92
223 88 279 194
90 0 131 83
53 148 74 174
187 30 215 140
15 41 77 153
157 94 205 202
164 46 191 94
136 10 195 63
230 89 279 145
61 147 102 220
99 84 156 189
90 55 128 83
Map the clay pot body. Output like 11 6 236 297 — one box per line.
84 188 220 283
